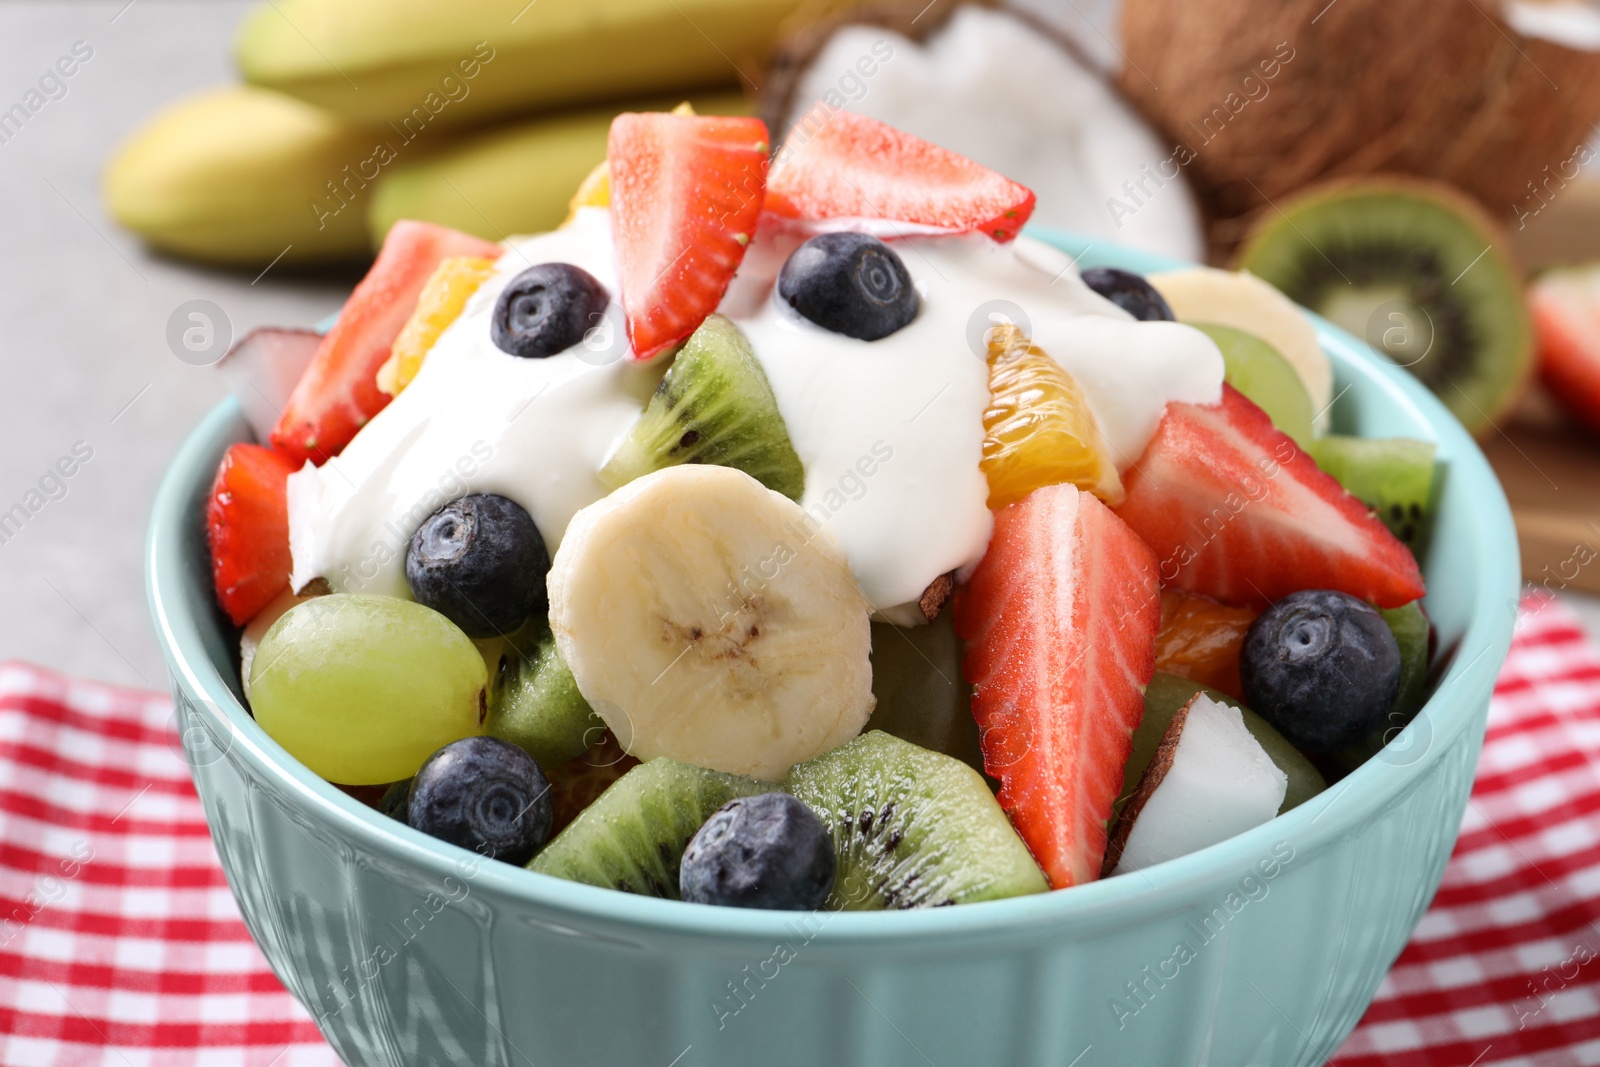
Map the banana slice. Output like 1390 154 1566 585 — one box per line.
549 465 875 781
1150 267 1334 430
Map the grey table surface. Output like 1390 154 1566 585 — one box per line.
1 0 1596 690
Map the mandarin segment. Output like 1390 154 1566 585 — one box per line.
979 323 1123 509
1153 590 1258 700
377 255 498 396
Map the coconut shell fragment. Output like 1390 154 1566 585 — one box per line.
1117 0 1600 228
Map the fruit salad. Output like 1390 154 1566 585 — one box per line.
208 107 1435 911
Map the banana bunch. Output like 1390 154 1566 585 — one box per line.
102 0 788 268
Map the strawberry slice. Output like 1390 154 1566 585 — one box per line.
1115 385 1426 609
953 483 1160 889
207 442 298 627
609 112 770 360
765 110 1036 242
1529 267 1600 437
270 220 500 466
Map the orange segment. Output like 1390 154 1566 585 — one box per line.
1153 590 1258 699
562 160 611 224
980 323 1123 509
376 255 498 396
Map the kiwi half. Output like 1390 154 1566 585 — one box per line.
1235 178 1532 435
1124 674 1326 817
528 759 765 896
1310 434 1439 556
784 731 1047 909
600 314 805 499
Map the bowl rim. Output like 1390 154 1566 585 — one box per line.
146 227 1521 945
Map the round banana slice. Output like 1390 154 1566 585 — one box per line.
549 465 875 781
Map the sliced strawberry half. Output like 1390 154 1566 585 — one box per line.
609 112 770 360
1115 385 1426 610
270 220 501 466
207 442 298 627
952 482 1160 890
1530 267 1600 437
765 110 1036 242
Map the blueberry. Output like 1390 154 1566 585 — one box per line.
407 494 550 638
1080 267 1174 321
1240 589 1403 752
680 793 835 910
491 262 610 359
408 736 552 865
778 232 919 341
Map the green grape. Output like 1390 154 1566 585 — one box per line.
1193 323 1316 448
250 594 487 785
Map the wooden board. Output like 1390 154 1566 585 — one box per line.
1480 419 1600 595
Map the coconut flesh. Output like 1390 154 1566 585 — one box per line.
779 5 1205 261
1109 693 1287 877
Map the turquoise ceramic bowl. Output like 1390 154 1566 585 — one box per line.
147 231 1519 1067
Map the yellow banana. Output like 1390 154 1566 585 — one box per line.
103 85 383 267
235 0 802 128
367 92 749 245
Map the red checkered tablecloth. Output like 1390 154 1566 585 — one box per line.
0 595 1595 1066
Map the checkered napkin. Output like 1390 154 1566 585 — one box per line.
0 594 1594 1066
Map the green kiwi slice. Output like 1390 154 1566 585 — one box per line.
600 314 805 499
1236 179 1532 435
484 627 599 769
1124 674 1326 817
784 731 1047 910
1310 434 1439 557
1193 323 1316 447
864 615 985 776
528 759 766 896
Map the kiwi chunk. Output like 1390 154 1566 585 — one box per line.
1235 179 1532 435
1193 323 1315 447
1310 434 1439 557
784 731 1046 910
1124 674 1325 817
528 759 765 896
864 615 985 776
600 314 805 499
484 629 598 768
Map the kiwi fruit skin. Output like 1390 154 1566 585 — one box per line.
528 759 766 897
1124 674 1326 818
484 629 599 769
784 731 1047 910
864 615 985 776
1235 177 1532 436
1193 323 1315 448
1310 434 1439 558
600 314 805 500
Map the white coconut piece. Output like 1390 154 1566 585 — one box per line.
1111 694 1287 876
1503 0 1600 50
783 6 1205 261
217 327 321 442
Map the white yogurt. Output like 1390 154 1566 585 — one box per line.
287 208 1224 613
